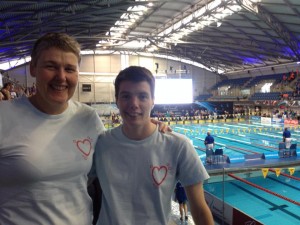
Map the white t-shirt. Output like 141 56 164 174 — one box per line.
0 97 105 225
10 91 17 99
92 125 209 225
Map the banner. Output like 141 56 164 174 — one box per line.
288 167 295 175
262 168 269 178
274 168 281 177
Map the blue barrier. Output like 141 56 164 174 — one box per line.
245 153 264 161
228 155 245 163
264 152 279 159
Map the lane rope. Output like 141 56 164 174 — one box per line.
228 173 300 206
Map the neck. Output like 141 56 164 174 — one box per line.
28 95 68 115
122 122 156 140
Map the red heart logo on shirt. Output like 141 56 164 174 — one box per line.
76 139 92 158
152 166 168 186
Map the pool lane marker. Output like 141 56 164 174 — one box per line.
228 173 300 206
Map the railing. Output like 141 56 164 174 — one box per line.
204 164 300 225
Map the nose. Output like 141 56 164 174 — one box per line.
55 67 67 81
129 96 139 108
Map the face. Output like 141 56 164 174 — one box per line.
30 47 79 114
117 80 154 128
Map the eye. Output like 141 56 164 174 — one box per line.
120 94 130 100
139 94 149 101
45 64 55 70
65 67 77 73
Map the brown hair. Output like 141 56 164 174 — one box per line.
114 66 155 101
30 33 81 66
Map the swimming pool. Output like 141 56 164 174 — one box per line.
171 121 300 224
171 122 300 164
204 167 300 225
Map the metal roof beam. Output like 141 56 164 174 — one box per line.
237 0 300 60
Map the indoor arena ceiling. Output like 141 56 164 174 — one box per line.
1 0 300 74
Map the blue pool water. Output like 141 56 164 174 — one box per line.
204 169 300 224
171 121 300 224
171 122 300 163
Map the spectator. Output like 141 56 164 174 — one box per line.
31 82 37 95
0 91 4 101
16 86 26 98
175 181 189 222
0 82 13 100
288 71 295 81
9 84 17 99
91 66 214 225
282 127 292 148
282 74 288 85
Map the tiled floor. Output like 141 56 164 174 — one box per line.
169 200 194 225
169 199 227 225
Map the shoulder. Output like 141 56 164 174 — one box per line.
70 101 105 133
98 126 120 140
0 96 23 108
71 100 95 112
161 131 193 149
164 130 190 141
70 101 100 118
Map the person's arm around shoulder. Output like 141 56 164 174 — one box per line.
150 118 172 133
185 182 214 225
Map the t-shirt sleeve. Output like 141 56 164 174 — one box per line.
92 110 106 135
176 136 210 187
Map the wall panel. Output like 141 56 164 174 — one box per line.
3 54 218 103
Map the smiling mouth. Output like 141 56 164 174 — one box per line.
51 84 67 91
127 112 142 117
